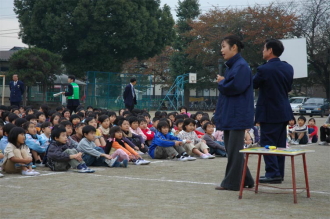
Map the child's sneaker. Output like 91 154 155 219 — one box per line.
200 154 209 159
105 156 120 167
134 159 150 165
206 154 215 159
0 173 4 178
31 170 40 175
77 168 95 173
187 156 196 161
120 159 128 168
292 140 300 145
22 170 36 176
177 156 189 161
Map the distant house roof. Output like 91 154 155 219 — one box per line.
0 47 26 61
54 74 86 85
10 47 26 51
0 50 17 61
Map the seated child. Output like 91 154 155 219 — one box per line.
172 119 184 136
69 114 81 132
196 116 211 133
24 122 48 166
319 114 330 145
194 111 204 128
104 126 150 165
149 117 160 133
71 122 85 143
60 120 78 148
98 115 111 139
108 111 117 128
244 129 253 148
149 121 195 161
202 122 226 157
84 117 106 147
36 112 47 128
307 118 318 143
77 125 128 167
2 127 40 176
129 116 147 141
289 116 308 145
0 123 16 165
119 118 148 153
139 118 155 145
177 118 214 159
47 126 95 173
287 118 296 144
179 106 191 117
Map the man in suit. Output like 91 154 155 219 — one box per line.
62 75 80 113
9 74 24 107
253 39 294 184
123 78 137 112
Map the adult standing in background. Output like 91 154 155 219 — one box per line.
253 39 294 184
62 75 80 113
9 74 24 107
123 78 137 112
214 35 254 191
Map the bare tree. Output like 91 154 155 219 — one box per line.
295 0 330 99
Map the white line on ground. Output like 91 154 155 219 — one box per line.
86 173 330 195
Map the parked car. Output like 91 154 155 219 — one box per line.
299 98 330 117
289 97 309 114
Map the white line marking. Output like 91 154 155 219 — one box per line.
86 174 330 195
0 184 22 189
150 161 164 164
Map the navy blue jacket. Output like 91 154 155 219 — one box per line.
123 83 137 106
214 53 254 130
9 80 24 102
253 58 294 123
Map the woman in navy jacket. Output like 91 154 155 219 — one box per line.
214 35 254 191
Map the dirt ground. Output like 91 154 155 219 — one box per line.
0 114 329 219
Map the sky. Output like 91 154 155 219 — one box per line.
0 0 291 50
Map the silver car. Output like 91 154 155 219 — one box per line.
290 97 309 114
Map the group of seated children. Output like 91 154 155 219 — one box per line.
287 116 318 145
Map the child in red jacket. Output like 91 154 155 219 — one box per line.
307 118 318 143
139 118 155 145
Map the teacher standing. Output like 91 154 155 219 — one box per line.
214 35 254 191
123 78 137 112
9 74 24 107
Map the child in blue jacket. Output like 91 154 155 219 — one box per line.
148 121 196 161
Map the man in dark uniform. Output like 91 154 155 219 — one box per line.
9 74 24 107
253 39 294 184
62 75 80 113
123 78 137 112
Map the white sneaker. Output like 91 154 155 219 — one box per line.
0 173 4 178
77 168 95 173
137 151 144 155
206 154 215 159
292 140 299 145
22 170 36 176
318 141 329 146
177 156 189 161
200 154 209 159
307 140 312 144
135 159 150 165
187 156 197 161
31 170 40 175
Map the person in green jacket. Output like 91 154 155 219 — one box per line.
62 75 80 113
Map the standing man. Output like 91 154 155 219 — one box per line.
9 74 24 107
62 75 80 113
253 39 294 184
123 78 137 112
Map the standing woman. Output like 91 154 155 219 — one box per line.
214 35 254 191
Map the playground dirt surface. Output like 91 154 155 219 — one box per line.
1 142 329 219
0 115 329 218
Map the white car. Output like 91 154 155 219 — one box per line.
290 97 309 114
